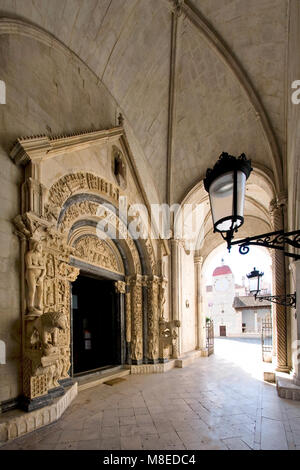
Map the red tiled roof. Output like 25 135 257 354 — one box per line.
213 265 232 276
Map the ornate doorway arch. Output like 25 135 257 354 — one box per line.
10 127 169 411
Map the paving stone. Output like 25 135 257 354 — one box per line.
2 338 300 451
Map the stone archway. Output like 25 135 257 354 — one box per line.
173 168 289 366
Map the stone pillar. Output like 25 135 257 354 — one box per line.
270 199 289 372
194 255 206 351
146 276 160 364
14 212 80 411
125 286 131 365
170 239 182 356
129 275 143 365
291 260 300 384
114 281 126 365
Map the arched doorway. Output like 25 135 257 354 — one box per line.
172 167 285 369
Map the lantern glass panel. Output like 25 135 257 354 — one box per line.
209 170 246 232
249 276 259 294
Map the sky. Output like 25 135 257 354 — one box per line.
203 243 272 287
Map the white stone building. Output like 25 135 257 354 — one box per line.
233 296 271 334
205 263 242 337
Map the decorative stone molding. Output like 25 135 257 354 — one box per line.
130 361 176 374
10 128 123 166
48 172 120 212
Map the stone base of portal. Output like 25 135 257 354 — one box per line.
0 383 78 447
277 376 300 401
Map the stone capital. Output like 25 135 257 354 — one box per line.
194 255 203 266
114 280 126 294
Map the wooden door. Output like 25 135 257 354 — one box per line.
220 325 226 336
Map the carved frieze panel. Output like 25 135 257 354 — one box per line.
59 200 99 232
73 235 122 273
48 172 120 214
59 198 141 274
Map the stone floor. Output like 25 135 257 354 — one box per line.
2 337 300 450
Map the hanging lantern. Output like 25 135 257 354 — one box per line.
246 267 264 297
204 152 252 249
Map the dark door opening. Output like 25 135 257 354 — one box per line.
220 325 226 336
72 274 121 376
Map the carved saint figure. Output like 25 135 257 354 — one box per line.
25 240 46 315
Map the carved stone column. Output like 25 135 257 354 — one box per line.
125 283 132 364
194 255 206 351
14 213 79 411
129 275 143 365
270 198 289 372
147 276 160 363
115 281 126 365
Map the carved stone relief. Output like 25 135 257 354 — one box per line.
25 239 46 316
10 129 167 409
114 280 126 294
14 211 79 401
159 318 181 360
129 276 143 362
48 172 119 211
73 235 121 273
112 146 127 190
147 277 160 361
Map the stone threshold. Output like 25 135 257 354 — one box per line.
76 367 130 391
175 349 205 367
129 349 207 374
0 383 78 447
129 360 176 374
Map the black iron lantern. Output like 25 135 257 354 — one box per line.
246 267 264 297
204 152 253 250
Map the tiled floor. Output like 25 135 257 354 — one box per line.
2 337 300 450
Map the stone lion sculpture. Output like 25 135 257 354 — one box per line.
29 311 67 355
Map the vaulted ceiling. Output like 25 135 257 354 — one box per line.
0 0 288 206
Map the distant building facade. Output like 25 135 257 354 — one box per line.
205 261 271 337
233 296 271 334
205 262 242 337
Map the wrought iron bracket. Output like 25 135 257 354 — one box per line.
254 292 296 309
230 229 300 260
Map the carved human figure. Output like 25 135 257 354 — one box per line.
25 240 46 315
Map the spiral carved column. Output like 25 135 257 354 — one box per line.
270 199 289 372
